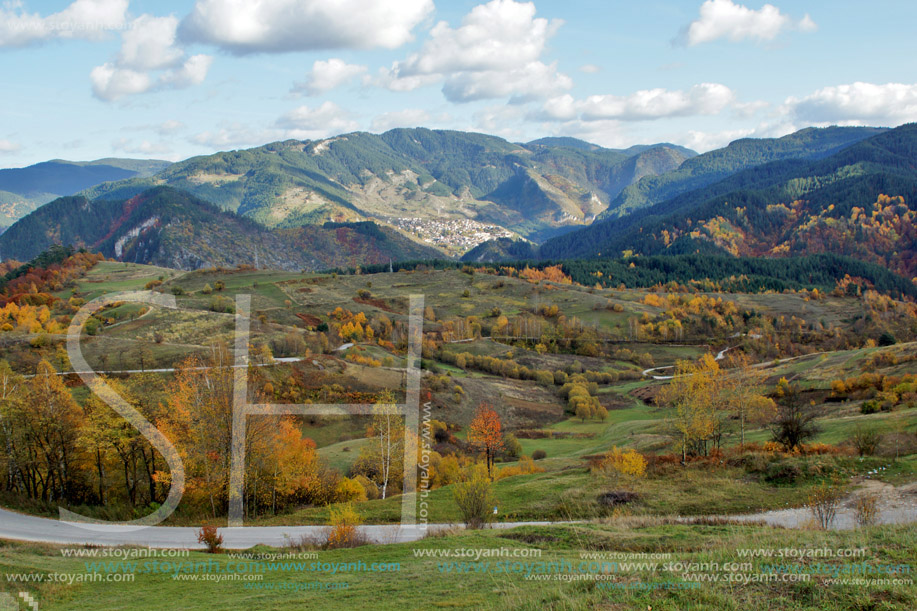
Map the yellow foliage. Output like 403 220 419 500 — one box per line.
597 446 647 478
327 503 363 548
495 456 545 480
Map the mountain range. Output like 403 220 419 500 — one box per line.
0 187 440 271
0 125 915 284
537 123 917 279
80 129 695 242
0 158 170 226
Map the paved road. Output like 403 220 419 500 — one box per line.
0 507 556 549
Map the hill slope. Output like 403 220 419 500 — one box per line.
0 186 441 271
604 126 886 218
83 129 695 242
540 124 917 279
0 158 170 225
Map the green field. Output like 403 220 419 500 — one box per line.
1 522 914 610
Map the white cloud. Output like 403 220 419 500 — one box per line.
179 0 433 54
442 61 572 104
0 139 21 154
681 0 816 46
161 54 214 88
190 124 281 149
679 128 756 152
111 138 173 156
90 64 154 101
537 94 579 121
370 109 431 132
275 101 359 139
294 58 367 96
538 83 736 122
372 68 441 93
117 15 184 71
396 0 561 76
787 82 917 125
578 64 601 74
533 119 630 150
90 16 213 101
0 0 128 47
380 0 570 103
472 104 528 139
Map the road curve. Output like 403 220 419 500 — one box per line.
0 507 557 549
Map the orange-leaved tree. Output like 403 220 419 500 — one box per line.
468 402 503 480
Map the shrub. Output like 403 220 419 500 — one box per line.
201 283 213 295
496 456 544 480
596 447 647 479
353 475 380 501
860 400 881 415
807 480 843 530
801 443 845 456
326 503 364 549
197 525 223 553
209 295 235 314
597 491 638 507
878 332 897 346
854 493 880 527
503 434 523 458
850 426 881 456
764 460 802 484
335 477 368 503
730 452 769 474
452 465 494 529
532 449 547 461
170 286 185 296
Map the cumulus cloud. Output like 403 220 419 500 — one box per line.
0 0 129 47
379 0 571 103
787 82 917 125
0 139 21 154
680 0 816 46
90 15 213 101
275 101 359 139
396 0 560 76
179 0 433 54
293 58 367 96
578 64 601 74
117 15 184 71
90 64 153 101
161 54 214 88
370 109 432 132
442 61 572 104
538 83 736 122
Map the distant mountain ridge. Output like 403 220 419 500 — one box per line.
537 123 917 279
0 158 170 225
604 126 887 218
81 128 695 242
0 186 441 271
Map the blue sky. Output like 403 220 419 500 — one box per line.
1 0 916 166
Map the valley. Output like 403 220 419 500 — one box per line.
0 128 915 611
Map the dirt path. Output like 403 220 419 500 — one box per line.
728 479 917 530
